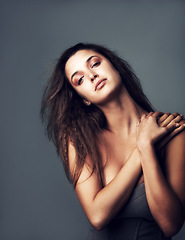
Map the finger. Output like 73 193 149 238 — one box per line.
168 123 185 137
142 112 153 119
154 122 179 143
158 112 171 124
145 111 163 120
140 114 147 121
157 124 185 150
170 114 184 124
152 111 164 123
146 112 154 117
161 113 184 127
166 122 181 133
171 112 180 118
152 111 164 118
160 114 176 127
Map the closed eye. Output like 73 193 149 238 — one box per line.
78 76 84 85
72 75 84 86
91 61 100 68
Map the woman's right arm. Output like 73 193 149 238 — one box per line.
68 142 141 230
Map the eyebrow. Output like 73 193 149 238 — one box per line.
71 55 99 81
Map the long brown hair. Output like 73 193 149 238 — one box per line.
40 43 154 187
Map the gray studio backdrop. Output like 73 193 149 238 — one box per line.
1 0 185 239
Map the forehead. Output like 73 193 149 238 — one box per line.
65 49 104 78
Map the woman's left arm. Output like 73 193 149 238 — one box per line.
164 120 185 222
137 116 185 237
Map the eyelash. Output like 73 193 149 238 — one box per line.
78 76 84 85
91 61 100 68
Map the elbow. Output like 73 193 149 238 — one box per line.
163 229 178 238
91 222 104 231
162 217 184 238
90 217 104 231
163 227 181 238
89 214 107 231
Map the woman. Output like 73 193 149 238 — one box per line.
41 43 185 239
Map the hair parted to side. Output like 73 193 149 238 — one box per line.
41 43 154 187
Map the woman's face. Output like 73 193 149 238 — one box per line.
65 49 123 105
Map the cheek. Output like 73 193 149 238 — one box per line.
109 68 121 82
73 85 92 100
105 64 120 78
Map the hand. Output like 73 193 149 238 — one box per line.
156 112 183 126
136 112 182 151
154 112 185 150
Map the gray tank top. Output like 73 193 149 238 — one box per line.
88 183 171 240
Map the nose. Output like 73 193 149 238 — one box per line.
90 73 98 82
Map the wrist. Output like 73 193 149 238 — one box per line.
137 140 154 154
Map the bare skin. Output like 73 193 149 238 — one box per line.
65 50 185 237
136 113 185 236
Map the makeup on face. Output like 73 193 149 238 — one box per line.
70 55 101 86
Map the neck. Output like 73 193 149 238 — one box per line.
97 89 147 136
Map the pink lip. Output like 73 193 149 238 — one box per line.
95 79 106 91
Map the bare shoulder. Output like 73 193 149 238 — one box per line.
166 119 185 153
165 119 185 166
68 140 78 178
164 120 185 209
68 140 76 168
68 140 91 183
68 140 100 186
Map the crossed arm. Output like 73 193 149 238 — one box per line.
136 112 185 237
68 112 185 236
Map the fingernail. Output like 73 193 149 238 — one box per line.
175 123 180 127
